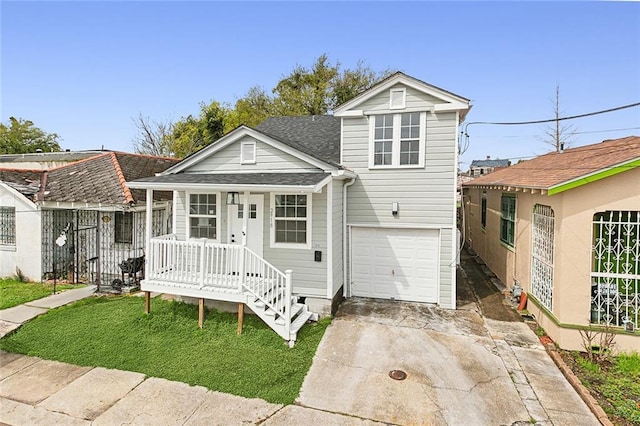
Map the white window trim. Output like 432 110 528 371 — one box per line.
240 141 256 164
186 191 220 241
270 192 312 250
389 88 406 110
368 111 426 169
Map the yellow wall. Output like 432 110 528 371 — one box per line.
463 167 640 352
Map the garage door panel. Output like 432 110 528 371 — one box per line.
351 227 439 303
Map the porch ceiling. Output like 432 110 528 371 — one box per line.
128 172 332 193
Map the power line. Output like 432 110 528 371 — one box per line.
470 126 640 139
463 101 640 133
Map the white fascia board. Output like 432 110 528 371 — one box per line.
0 182 38 209
334 73 470 115
434 102 471 112
128 181 320 193
333 109 364 118
330 169 358 179
312 175 333 193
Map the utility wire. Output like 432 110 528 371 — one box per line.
463 101 640 133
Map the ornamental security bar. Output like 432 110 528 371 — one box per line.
591 210 640 331
531 204 555 312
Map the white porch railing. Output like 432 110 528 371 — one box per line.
147 235 292 337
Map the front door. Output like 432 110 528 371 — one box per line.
227 194 264 257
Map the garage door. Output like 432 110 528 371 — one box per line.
351 227 439 303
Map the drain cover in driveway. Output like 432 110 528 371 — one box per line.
389 370 407 380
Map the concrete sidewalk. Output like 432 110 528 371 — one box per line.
0 268 602 425
0 285 96 338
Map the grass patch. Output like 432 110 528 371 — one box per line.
0 296 329 404
566 351 640 425
0 279 85 310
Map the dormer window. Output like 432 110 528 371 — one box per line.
370 112 426 168
389 88 406 109
240 141 256 164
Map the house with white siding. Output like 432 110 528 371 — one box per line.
128 72 471 345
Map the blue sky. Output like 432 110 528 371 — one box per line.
2 1 639 169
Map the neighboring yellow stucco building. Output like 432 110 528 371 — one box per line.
463 136 640 353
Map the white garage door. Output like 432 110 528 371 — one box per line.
351 227 439 303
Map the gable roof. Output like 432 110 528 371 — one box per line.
0 168 44 200
41 152 179 205
464 136 640 194
470 158 510 168
333 72 471 120
255 115 341 165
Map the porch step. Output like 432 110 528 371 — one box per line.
244 292 317 346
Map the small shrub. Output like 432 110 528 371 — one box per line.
14 268 28 283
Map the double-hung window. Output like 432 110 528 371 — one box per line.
0 207 16 246
500 194 516 247
271 194 311 248
188 193 217 239
370 112 426 168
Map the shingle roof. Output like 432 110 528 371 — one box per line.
42 152 179 204
470 159 510 168
0 168 43 199
134 172 330 187
464 136 640 190
255 116 341 165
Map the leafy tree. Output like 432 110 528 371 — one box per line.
172 101 230 158
224 86 275 132
0 117 61 154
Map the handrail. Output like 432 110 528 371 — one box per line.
146 238 293 332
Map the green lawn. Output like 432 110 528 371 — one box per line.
570 351 640 425
0 279 85 310
0 296 330 404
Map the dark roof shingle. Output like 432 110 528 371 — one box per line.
43 152 179 204
134 172 330 187
0 169 43 199
255 116 341 165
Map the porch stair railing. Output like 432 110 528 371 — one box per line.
147 236 317 346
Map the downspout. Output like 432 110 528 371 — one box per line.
342 177 356 298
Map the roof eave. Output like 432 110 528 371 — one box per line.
547 157 640 195
127 181 324 193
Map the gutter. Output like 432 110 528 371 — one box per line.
342 177 356 298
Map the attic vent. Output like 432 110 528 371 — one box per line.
390 88 406 109
240 141 256 164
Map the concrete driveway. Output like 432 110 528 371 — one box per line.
297 298 598 425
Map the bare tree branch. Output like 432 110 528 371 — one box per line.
131 114 175 157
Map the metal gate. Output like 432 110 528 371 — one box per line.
531 204 555 311
41 207 169 289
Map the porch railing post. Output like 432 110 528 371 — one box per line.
200 239 206 288
239 246 246 292
285 269 293 338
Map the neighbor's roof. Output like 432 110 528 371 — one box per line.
42 152 179 204
0 150 105 165
0 168 43 199
255 116 341 165
470 158 510 168
464 136 640 194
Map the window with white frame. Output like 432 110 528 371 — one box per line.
272 194 310 247
370 112 425 168
0 207 16 246
240 141 256 164
188 193 217 239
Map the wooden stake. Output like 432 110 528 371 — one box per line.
144 291 150 314
198 298 205 329
237 303 244 335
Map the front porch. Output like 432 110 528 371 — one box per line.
143 233 315 345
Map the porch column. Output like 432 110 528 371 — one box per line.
241 191 250 246
144 188 153 308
